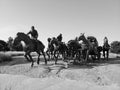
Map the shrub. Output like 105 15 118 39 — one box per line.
0 52 12 62
110 41 120 54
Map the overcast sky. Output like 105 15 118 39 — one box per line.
0 0 120 47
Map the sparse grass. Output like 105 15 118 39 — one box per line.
0 52 12 62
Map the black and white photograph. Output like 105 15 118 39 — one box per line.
0 0 120 90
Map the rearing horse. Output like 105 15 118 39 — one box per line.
13 32 47 67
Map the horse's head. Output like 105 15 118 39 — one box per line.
47 38 51 43
50 37 59 46
13 32 29 46
13 34 21 47
78 33 85 41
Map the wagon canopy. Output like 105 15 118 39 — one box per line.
87 36 99 46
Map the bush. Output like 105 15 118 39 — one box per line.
0 52 12 62
110 41 120 54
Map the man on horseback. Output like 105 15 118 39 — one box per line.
104 37 108 44
27 26 38 40
27 26 39 49
103 36 110 49
103 36 110 60
57 33 62 42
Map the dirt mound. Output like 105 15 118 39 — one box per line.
0 63 120 90
0 52 120 90
59 64 120 86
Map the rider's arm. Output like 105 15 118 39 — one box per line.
27 31 31 35
35 30 38 38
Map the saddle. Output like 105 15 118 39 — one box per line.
31 39 38 50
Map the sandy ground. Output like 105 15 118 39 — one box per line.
0 52 120 90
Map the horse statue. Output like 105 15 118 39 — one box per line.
78 33 100 63
50 37 68 64
13 32 47 67
102 37 110 60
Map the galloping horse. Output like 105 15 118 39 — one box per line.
46 37 54 60
13 32 47 67
102 37 110 60
50 37 68 64
78 33 99 63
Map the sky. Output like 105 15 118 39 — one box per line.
0 0 120 48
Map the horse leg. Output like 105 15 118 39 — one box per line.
103 50 105 59
24 52 31 62
36 51 41 65
85 50 89 63
27 52 34 67
46 49 50 61
107 50 109 60
97 52 101 61
51 51 54 60
42 50 47 65
61 51 65 61
54 50 58 64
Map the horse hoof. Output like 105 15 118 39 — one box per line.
48 59 50 61
37 62 39 65
31 64 34 67
45 62 47 65
27 60 31 62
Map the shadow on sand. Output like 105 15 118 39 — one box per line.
67 57 120 70
1 52 120 71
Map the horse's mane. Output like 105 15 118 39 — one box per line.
17 32 30 39
17 32 26 36
87 36 99 46
87 36 97 41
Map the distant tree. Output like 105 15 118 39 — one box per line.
110 41 120 54
14 43 23 51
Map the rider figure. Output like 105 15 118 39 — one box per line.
27 26 38 49
103 36 110 48
104 37 108 44
57 33 62 42
27 26 38 40
47 38 52 49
